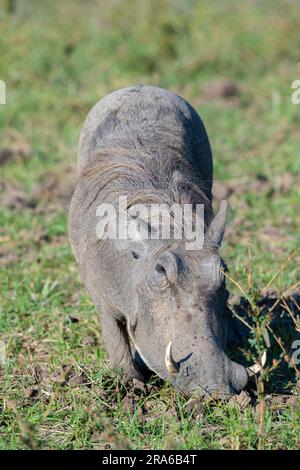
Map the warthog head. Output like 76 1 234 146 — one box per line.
124 201 261 398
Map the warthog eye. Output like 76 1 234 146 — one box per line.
132 251 139 259
155 264 166 274
148 263 169 290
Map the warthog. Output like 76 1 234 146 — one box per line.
69 85 262 398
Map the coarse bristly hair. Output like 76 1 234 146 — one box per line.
80 146 213 229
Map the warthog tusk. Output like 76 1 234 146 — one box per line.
246 351 267 377
165 341 179 376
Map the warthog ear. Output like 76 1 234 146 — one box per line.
205 200 228 249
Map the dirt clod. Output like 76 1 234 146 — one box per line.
229 390 252 410
202 79 240 100
0 129 31 165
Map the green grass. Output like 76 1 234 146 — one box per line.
0 0 299 450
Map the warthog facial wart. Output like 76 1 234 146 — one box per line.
69 85 261 399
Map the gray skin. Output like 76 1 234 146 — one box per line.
68 85 249 398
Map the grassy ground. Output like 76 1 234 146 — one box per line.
0 0 299 450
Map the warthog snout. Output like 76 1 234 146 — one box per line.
165 340 265 398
